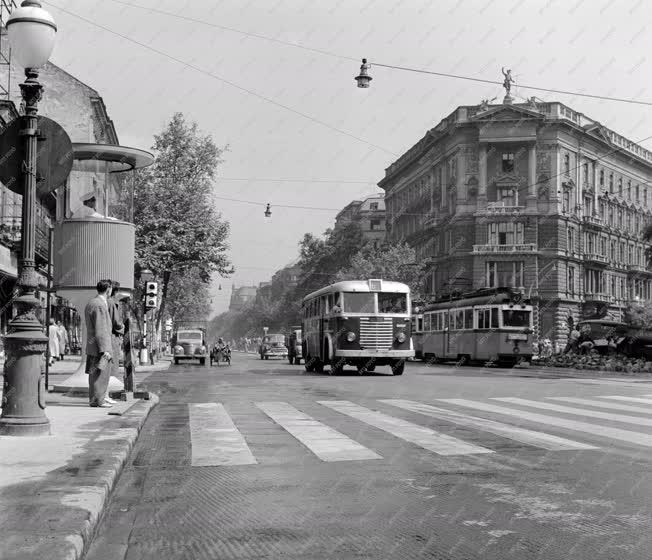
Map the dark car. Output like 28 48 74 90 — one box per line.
259 334 288 360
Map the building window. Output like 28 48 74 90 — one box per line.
618 178 623 196
370 202 379 211
620 241 626 263
582 163 589 184
486 261 524 288
636 184 640 202
599 170 604 187
564 153 570 174
488 222 523 245
645 187 648 206
600 236 607 256
584 269 604 294
627 181 632 200
502 153 515 173
618 208 623 228
608 205 614 226
599 200 605 220
497 187 517 206
610 276 616 298
568 266 575 296
567 226 575 252
610 240 616 260
370 219 382 231
609 173 614 193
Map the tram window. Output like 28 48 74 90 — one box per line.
491 308 499 328
464 309 473 329
456 310 464 329
477 308 497 329
424 314 431 331
503 309 530 327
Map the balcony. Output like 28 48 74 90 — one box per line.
584 292 612 302
472 243 537 254
627 263 651 274
485 204 524 215
583 252 607 265
582 215 603 228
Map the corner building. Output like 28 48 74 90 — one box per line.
379 101 652 350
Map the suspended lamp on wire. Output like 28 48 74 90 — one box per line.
355 58 372 88
264 203 272 218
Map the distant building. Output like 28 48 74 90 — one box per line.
334 194 386 248
271 263 301 299
229 285 258 311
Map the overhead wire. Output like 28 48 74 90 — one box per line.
101 0 652 108
47 1 398 157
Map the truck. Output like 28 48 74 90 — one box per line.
171 320 209 366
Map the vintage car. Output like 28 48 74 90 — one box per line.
172 328 208 365
287 327 302 365
259 333 288 360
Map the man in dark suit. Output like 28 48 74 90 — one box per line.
85 279 114 407
108 280 125 403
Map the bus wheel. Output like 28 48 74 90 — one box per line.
314 360 324 373
392 360 405 376
174 358 179 365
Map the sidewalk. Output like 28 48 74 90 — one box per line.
0 357 168 560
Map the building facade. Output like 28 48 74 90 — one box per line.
380 100 652 349
229 285 258 311
334 194 386 248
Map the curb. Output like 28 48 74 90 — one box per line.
1 394 159 560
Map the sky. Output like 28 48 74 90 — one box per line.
43 0 652 315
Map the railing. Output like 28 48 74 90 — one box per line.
627 264 649 273
472 243 537 253
584 292 611 302
583 252 607 263
485 205 524 214
582 215 602 226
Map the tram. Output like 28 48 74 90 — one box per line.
301 279 414 375
418 287 534 366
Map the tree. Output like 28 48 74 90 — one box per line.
336 243 427 299
623 300 652 328
132 113 233 331
164 268 211 322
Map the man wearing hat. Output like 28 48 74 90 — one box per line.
73 191 103 219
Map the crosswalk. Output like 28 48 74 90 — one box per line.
180 393 652 467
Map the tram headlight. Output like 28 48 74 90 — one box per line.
396 331 406 343
346 331 356 342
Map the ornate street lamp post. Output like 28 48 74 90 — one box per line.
0 1 57 436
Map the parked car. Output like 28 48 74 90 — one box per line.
287 327 302 365
259 333 288 360
172 328 208 365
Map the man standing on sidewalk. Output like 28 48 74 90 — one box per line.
85 280 114 408
108 281 125 404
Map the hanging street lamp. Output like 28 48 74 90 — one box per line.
264 203 272 218
0 0 58 436
354 58 372 88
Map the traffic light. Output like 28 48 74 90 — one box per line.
145 281 158 309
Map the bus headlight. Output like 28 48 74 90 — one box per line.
396 331 406 343
346 332 356 342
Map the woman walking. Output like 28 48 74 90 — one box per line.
48 318 60 366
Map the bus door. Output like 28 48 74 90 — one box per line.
320 294 330 361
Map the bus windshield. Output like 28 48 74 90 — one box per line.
177 332 202 341
502 310 530 327
378 293 407 314
342 292 375 313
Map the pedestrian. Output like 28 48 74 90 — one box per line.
564 326 580 354
56 320 68 361
120 294 136 392
47 318 59 366
108 281 125 400
85 279 114 408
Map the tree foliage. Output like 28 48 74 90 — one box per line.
132 113 233 329
623 301 652 328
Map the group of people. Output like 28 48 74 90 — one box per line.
564 323 596 355
47 319 70 366
85 279 135 408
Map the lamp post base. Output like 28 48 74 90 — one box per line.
0 335 50 437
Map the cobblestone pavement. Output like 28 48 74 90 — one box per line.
86 355 652 560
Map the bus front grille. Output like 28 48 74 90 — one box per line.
359 318 394 349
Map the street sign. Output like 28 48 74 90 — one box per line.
0 116 73 196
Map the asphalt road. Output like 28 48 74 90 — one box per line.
86 354 652 560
